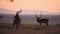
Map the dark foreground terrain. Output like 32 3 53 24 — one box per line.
0 23 60 34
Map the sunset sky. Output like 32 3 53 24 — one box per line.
0 0 60 15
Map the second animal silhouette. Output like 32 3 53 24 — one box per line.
35 14 49 26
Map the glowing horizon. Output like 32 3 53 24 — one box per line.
0 8 58 15
0 0 60 14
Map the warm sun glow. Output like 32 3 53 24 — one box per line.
0 0 60 14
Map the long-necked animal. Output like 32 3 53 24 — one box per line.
13 9 22 29
35 14 49 26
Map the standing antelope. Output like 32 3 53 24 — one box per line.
13 9 22 29
35 14 49 26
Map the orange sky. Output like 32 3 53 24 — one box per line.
0 0 60 14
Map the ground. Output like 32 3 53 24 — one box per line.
0 23 60 34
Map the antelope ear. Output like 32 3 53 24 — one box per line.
20 8 22 13
18 8 22 13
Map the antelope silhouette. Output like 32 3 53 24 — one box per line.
35 14 49 26
13 9 22 29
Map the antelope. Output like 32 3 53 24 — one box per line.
13 9 22 29
35 14 49 26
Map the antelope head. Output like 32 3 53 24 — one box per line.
35 13 42 19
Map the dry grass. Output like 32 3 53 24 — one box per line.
0 23 60 34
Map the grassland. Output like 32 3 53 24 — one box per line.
0 23 60 34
